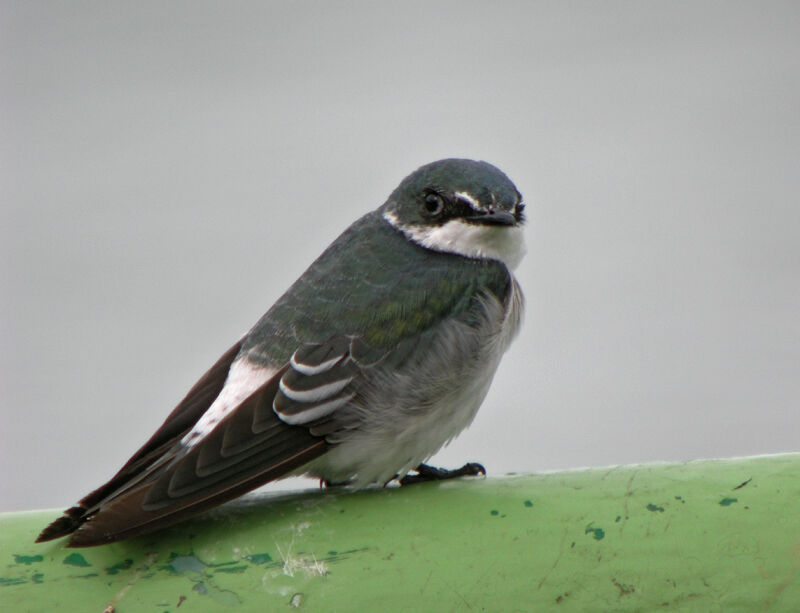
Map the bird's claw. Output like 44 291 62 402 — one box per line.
399 462 486 486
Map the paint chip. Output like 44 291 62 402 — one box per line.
105 559 134 575
63 553 91 567
245 553 273 564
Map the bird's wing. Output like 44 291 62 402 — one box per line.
86 341 245 509
36 340 244 543
272 335 396 436
40 362 329 546
39 327 436 547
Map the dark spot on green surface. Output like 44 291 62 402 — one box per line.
63 553 91 567
585 524 605 540
213 565 247 574
73 573 99 579
570 542 575 548
245 553 273 564
612 577 635 596
315 547 368 567
490 509 499 516
555 592 569 603
105 559 133 575
13 554 43 565
169 556 206 574
524 499 533 507
0 576 27 586
647 503 665 513
164 554 242 605
615 515 621 523
31 572 44 584
733 478 752 490
719 497 738 506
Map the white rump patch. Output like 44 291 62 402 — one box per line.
384 211 526 270
181 358 277 446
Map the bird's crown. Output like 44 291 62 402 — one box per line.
381 158 524 228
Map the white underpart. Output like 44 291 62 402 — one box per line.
384 210 526 270
181 357 278 446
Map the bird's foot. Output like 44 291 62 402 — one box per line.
399 462 486 486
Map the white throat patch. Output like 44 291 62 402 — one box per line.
383 211 526 270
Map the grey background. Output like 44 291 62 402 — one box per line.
2 2 798 512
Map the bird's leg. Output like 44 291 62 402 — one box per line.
399 462 486 486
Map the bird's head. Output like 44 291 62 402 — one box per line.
381 158 526 269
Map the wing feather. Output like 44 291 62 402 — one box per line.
38 358 329 547
60 369 328 546
36 340 244 543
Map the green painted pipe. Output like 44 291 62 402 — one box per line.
2 453 798 612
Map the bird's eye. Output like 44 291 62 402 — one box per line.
424 192 444 216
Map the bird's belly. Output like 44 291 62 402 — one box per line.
299 274 523 486
306 358 500 486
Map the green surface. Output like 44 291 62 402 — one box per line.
2 454 799 612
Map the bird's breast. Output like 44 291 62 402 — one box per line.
306 274 524 485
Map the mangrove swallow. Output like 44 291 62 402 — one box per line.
38 158 526 546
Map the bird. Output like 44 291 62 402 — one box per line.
37 158 526 547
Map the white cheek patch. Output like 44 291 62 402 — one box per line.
384 212 526 270
181 358 278 446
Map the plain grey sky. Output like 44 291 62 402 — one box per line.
2 1 798 512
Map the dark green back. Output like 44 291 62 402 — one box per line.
242 212 511 366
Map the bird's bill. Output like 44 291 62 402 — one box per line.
465 210 518 226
